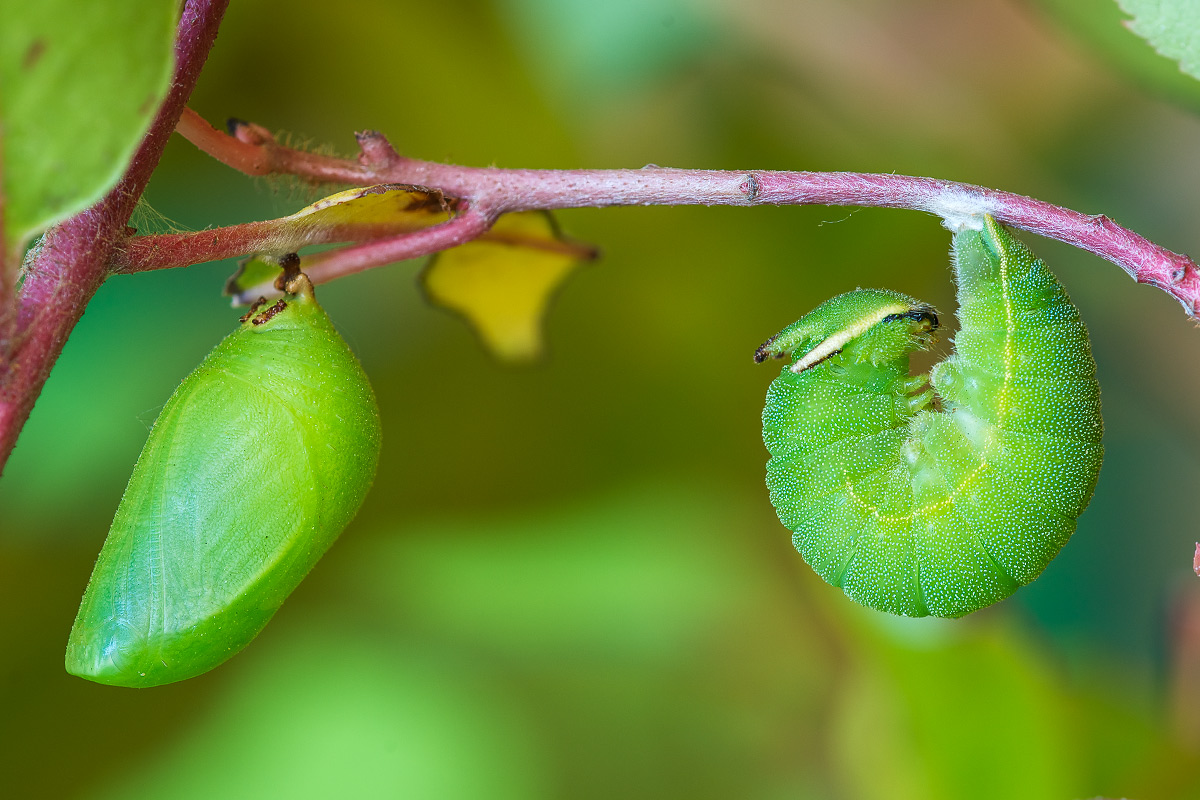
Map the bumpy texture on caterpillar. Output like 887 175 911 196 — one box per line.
66 277 381 687
760 216 1102 617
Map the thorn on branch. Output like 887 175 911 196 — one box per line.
355 130 400 169
741 173 761 202
228 118 276 146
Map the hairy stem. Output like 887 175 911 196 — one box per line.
0 0 229 474
296 208 493 287
131 115 1200 318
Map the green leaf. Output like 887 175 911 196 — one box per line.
354 488 756 658
89 633 545 800
421 211 597 361
1033 0 1200 113
497 0 714 102
0 1 178 270
832 615 1077 800
1117 0 1200 81
225 253 288 303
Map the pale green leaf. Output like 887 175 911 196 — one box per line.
225 253 287 303
89 633 545 800
0 1 178 267
1035 0 1200 112
1117 0 1200 81
832 614 1078 800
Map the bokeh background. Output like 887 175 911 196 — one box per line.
4 0 1200 797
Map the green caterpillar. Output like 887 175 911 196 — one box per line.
758 216 1102 617
66 272 381 687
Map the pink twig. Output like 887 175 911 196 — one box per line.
177 108 375 184
146 116 1200 318
115 197 591 290
0 0 229 473
297 208 493 287
176 108 273 176
114 211 444 273
210 210 495 302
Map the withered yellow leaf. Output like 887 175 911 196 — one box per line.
225 184 452 304
421 211 597 361
284 184 452 235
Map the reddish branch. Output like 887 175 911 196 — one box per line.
0 0 229 473
294 209 493 287
119 109 1200 319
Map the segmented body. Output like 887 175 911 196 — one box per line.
761 216 1102 617
66 285 381 686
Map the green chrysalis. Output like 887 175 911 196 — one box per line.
66 273 382 687
760 216 1102 617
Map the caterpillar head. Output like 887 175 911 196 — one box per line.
755 288 938 373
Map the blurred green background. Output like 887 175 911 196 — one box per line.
4 0 1200 796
